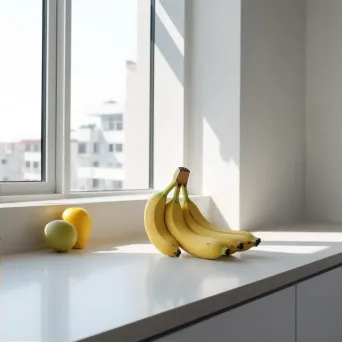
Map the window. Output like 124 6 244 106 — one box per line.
116 122 123 131
107 119 115 131
93 143 99 154
106 119 123 131
1 159 7 165
70 0 151 191
0 0 153 196
92 179 99 188
0 1 46 186
115 144 123 153
78 143 87 154
112 181 123 189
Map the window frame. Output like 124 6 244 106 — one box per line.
0 0 186 202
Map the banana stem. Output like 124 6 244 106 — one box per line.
173 185 181 202
162 180 177 197
181 185 190 202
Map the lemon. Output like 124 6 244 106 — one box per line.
62 207 92 249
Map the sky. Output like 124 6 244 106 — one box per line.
0 0 137 141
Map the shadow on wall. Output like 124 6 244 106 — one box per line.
156 0 239 228
155 0 203 194
155 0 184 85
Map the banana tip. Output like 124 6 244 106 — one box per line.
174 249 181 257
255 238 261 247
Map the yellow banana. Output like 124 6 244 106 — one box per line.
165 185 230 260
144 180 181 257
182 185 261 248
182 202 243 254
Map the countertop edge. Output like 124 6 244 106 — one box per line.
78 251 342 342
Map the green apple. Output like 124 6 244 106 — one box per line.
44 220 77 252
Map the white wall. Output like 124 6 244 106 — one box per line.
153 0 185 190
186 0 306 230
306 0 342 222
240 0 306 230
185 0 241 229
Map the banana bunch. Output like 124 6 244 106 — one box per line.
144 167 261 260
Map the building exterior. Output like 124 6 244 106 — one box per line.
72 101 125 191
0 142 25 182
0 101 125 191
22 140 42 181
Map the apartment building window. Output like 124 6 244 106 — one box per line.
1 0 154 196
116 122 123 131
93 161 99 167
104 117 123 131
78 143 87 154
93 143 99 154
107 119 115 131
115 144 123 153
112 181 123 189
92 179 100 188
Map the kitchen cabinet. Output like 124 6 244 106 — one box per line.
297 266 342 342
153 287 296 342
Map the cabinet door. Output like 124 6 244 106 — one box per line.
153 287 296 342
297 266 342 342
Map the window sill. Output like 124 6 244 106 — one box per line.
0 194 210 255
0 192 154 208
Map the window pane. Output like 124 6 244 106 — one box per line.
0 0 44 182
70 0 151 191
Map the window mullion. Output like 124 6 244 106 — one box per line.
45 0 58 193
55 0 72 195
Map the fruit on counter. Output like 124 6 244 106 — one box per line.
144 167 192 257
181 184 261 249
62 207 92 249
144 166 261 259
165 185 230 260
44 220 77 253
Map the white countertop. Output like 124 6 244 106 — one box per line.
2 223 342 342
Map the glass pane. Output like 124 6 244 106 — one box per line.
71 0 151 191
0 0 44 182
